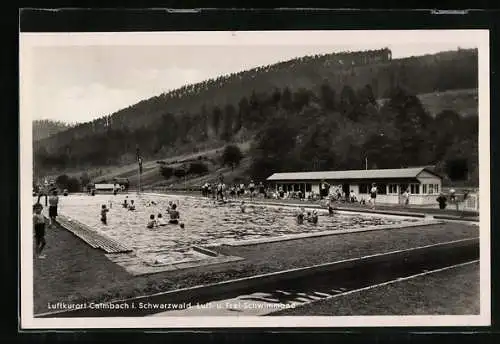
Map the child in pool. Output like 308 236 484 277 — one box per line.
128 200 135 211
147 214 157 229
296 207 305 225
240 200 246 213
169 203 180 224
122 197 128 208
310 210 319 224
166 201 173 213
101 204 109 225
156 213 167 226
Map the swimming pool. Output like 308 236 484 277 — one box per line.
36 193 420 268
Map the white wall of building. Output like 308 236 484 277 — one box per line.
270 175 443 206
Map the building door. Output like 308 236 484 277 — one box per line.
342 183 350 201
398 183 408 205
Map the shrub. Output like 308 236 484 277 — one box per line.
160 166 174 179
188 162 209 175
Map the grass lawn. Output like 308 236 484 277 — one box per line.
33 221 478 315
271 261 479 315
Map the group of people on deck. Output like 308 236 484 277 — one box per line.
201 180 267 200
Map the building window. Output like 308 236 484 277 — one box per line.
435 184 439 193
388 184 398 194
305 184 311 192
359 184 369 194
410 184 420 194
294 183 300 192
422 184 427 194
377 183 387 195
429 184 434 194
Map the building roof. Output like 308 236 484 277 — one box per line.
267 166 440 181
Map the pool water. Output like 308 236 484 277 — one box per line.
35 193 418 266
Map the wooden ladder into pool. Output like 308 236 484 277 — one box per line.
56 215 133 254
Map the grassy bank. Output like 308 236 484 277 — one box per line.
271 261 479 315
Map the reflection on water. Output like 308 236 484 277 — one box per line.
36 194 416 265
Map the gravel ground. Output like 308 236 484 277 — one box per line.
33 221 478 314
270 261 480 315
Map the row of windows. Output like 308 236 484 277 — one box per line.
422 184 440 194
360 183 440 195
276 183 312 192
274 182 440 195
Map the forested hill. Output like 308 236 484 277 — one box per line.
34 48 478 183
32 120 71 141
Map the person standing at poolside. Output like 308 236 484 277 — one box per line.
33 203 47 259
369 183 378 209
248 180 256 200
403 189 410 207
48 190 59 227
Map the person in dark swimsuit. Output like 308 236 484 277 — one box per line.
33 203 47 258
169 203 180 224
48 190 59 227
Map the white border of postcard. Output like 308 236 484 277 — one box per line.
20 30 490 328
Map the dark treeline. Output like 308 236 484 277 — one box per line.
32 119 72 142
34 48 479 185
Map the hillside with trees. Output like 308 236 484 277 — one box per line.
34 48 479 186
32 120 71 141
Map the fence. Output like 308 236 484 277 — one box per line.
462 192 479 212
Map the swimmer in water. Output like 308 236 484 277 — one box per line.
296 207 305 225
157 213 167 226
146 214 157 229
100 204 109 225
128 200 135 211
169 203 180 224
310 210 319 224
240 200 246 213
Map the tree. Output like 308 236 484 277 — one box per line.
160 166 174 179
320 81 336 110
221 104 237 141
80 172 90 188
173 168 187 178
222 145 244 171
188 162 209 175
211 106 222 135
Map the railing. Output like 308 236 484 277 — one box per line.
462 192 479 212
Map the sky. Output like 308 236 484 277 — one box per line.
21 30 484 124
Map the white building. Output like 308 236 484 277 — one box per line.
267 166 443 205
